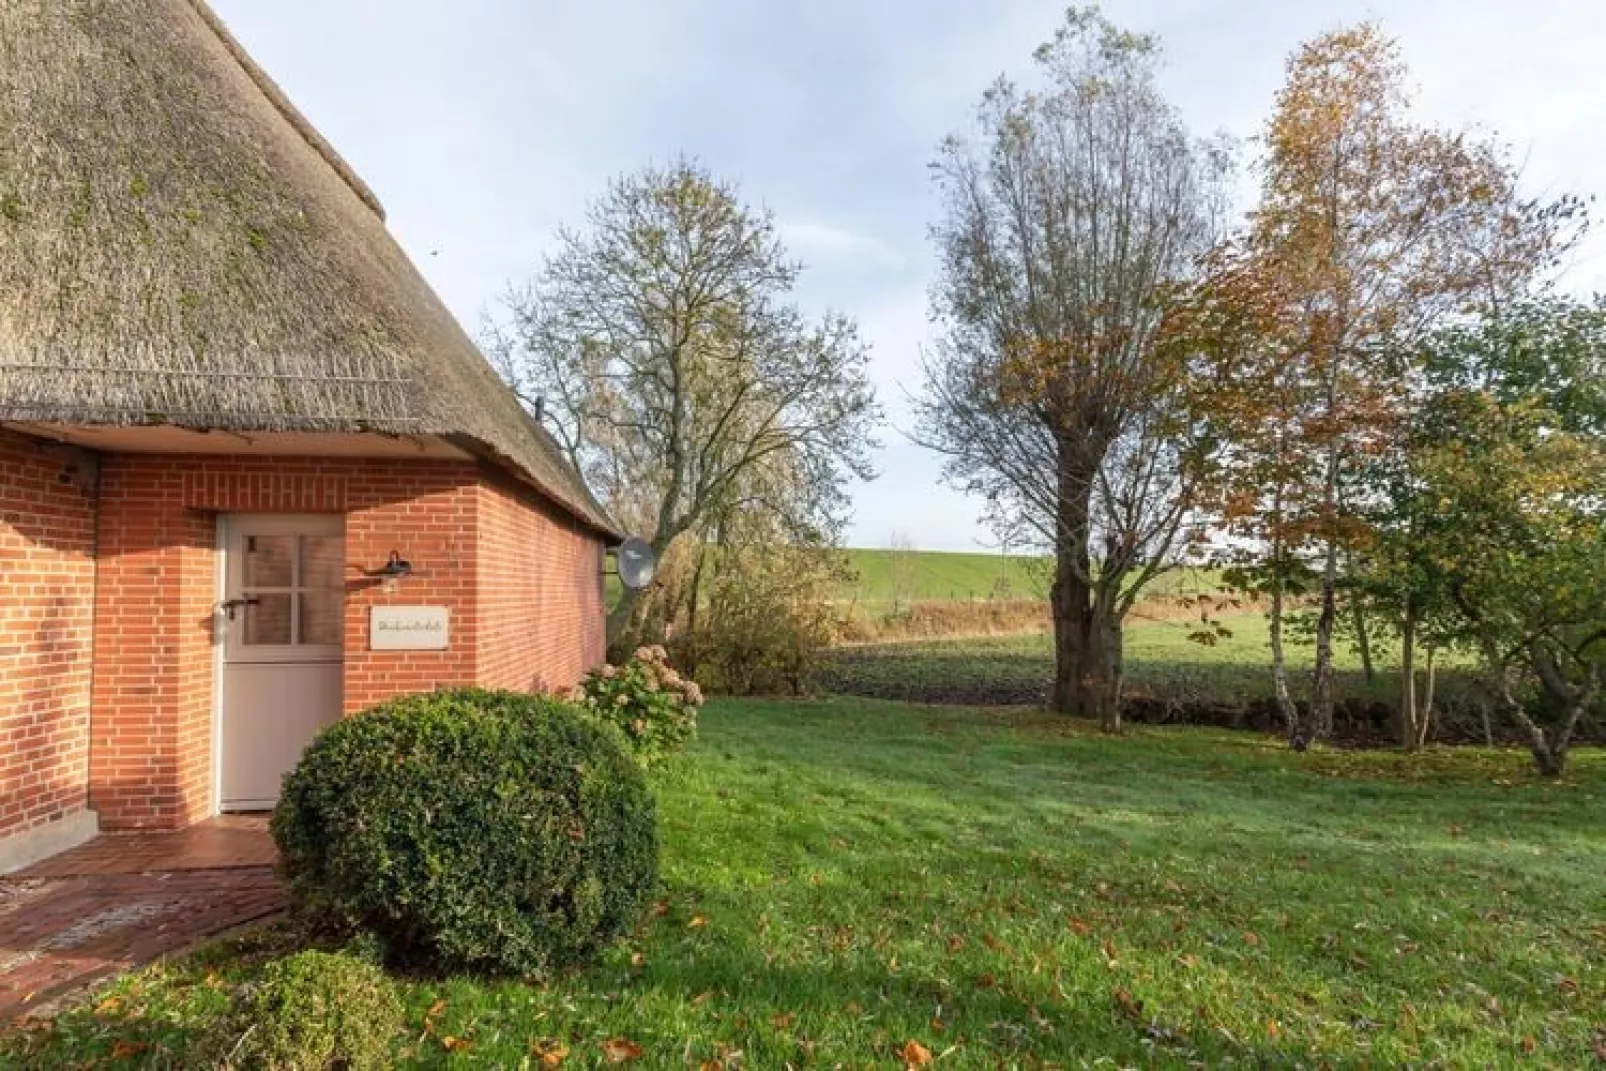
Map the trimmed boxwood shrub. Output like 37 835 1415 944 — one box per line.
272 689 657 977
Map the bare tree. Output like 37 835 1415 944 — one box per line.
887 529 918 614
489 161 881 644
915 6 1228 730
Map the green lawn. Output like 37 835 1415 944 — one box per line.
9 698 1602 1066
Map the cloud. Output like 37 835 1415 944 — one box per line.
779 220 902 266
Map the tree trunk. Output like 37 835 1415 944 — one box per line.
1268 572 1302 748
1352 601 1376 685
1485 650 1595 778
1049 559 1095 718
1310 535 1339 743
1523 723 1566 778
1416 648 1437 750
682 541 710 676
606 587 643 658
1399 605 1418 750
606 531 677 657
1048 467 1097 720
1086 596 1125 732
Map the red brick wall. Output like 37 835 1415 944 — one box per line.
91 460 217 829
0 432 97 843
90 455 480 827
475 474 607 693
84 453 606 829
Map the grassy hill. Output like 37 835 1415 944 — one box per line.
840 547 1220 605
842 547 1050 603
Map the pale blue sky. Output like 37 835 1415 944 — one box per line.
214 0 1606 550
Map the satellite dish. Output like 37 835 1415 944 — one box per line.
616 537 657 590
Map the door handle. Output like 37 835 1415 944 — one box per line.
219 597 260 622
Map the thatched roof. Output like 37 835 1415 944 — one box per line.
0 0 619 538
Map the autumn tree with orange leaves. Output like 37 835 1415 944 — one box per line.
1188 23 1575 750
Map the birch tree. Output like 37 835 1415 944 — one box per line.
1195 24 1563 748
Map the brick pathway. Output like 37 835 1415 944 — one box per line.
0 816 284 1019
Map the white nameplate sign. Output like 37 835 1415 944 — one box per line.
370 606 449 650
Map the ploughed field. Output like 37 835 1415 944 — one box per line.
818 613 1530 744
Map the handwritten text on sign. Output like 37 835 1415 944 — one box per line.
370 606 450 651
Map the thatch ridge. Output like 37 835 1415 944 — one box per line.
0 0 617 537
184 0 386 221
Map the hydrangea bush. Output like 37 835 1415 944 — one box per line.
574 645 703 766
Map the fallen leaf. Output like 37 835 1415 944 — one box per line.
1267 1019 1281 1040
442 1035 472 1052
1113 987 1143 1020
771 1012 796 1030
630 951 646 968
110 1041 149 1060
532 1039 570 1067
1243 931 1261 947
649 900 670 917
975 972 997 989
691 990 714 1006
946 934 965 952
1069 917 1092 936
603 1036 644 1063
930 1016 946 1032
901 1039 933 1066
1521 1035 1537 1054
687 915 709 930
94 996 122 1016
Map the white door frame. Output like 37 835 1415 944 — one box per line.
213 513 346 811
211 514 227 817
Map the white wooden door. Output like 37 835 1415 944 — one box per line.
219 515 345 810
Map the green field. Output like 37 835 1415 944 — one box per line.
841 548 1051 603
825 612 1342 705
11 699 1602 1066
839 548 1220 606
821 613 1490 736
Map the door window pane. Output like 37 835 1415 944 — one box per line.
243 535 294 588
243 593 293 645
299 590 344 646
300 535 344 591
